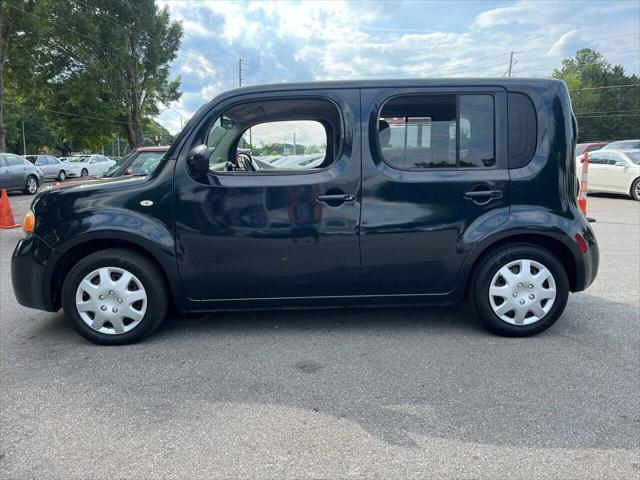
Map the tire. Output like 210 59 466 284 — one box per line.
23 175 38 195
631 178 640 201
81 168 89 177
61 248 168 345
470 243 569 337
58 170 66 181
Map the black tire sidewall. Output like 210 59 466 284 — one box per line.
472 245 569 336
631 178 640 201
61 250 167 345
24 176 38 195
81 169 88 177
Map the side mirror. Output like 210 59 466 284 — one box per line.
186 144 211 175
615 161 627 168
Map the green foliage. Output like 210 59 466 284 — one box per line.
252 142 314 156
552 49 640 141
1 0 183 153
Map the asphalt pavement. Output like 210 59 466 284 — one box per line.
1 190 639 479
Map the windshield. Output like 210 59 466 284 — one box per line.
575 145 587 156
625 151 640 164
68 156 89 162
127 151 166 175
604 140 640 150
104 152 134 177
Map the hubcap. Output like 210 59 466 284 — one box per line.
75 267 147 335
635 181 640 199
28 178 37 193
489 259 556 325
60 172 65 180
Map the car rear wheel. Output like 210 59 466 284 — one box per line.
58 170 66 181
61 248 168 345
23 176 38 195
631 178 640 201
470 243 569 336
81 168 89 177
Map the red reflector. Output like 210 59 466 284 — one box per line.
575 234 588 254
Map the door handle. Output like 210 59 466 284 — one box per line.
464 189 503 204
316 193 356 205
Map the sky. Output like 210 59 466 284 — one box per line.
154 0 640 135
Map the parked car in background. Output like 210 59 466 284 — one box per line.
103 146 168 178
66 154 115 177
0 153 45 194
578 149 640 201
575 142 607 162
24 154 69 181
602 139 640 150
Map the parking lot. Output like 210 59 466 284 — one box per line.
0 190 638 479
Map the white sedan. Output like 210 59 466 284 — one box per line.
578 149 640 201
66 154 115 178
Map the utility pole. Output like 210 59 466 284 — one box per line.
21 121 26 155
293 131 296 155
238 58 244 87
507 51 516 77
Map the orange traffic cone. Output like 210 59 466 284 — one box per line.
578 151 589 217
0 189 20 229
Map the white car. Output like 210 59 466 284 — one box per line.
66 154 115 178
577 149 640 201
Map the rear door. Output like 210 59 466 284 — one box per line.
585 152 605 190
360 87 509 295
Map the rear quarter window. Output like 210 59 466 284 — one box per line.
507 92 537 169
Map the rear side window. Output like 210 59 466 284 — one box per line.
378 94 495 169
507 92 537 169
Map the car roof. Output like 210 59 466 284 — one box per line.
134 146 170 152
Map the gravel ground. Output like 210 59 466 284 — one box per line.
1 190 638 479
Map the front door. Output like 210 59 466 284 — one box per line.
360 87 510 295
174 89 362 301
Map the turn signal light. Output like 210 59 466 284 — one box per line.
575 233 588 254
23 211 35 233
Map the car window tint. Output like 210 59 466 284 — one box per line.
6 155 23 166
378 94 495 169
0 154 7 167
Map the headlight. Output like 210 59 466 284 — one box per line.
23 210 35 233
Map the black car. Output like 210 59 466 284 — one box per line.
12 79 599 345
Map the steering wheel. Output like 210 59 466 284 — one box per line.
235 152 255 171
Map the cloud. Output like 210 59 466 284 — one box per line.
154 0 639 134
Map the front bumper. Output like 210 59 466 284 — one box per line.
11 234 59 312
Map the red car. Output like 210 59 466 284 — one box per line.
103 146 169 177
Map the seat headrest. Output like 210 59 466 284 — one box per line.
378 120 391 148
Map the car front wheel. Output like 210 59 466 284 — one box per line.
24 176 38 195
80 168 89 177
58 170 66 181
61 248 168 345
471 243 569 336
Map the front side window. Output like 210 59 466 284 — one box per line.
378 94 495 170
205 98 341 174
5 154 23 166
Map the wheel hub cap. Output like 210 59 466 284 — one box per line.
489 259 556 325
75 267 147 335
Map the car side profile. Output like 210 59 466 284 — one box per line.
12 79 599 345
25 154 69 181
0 153 45 195
578 149 640 201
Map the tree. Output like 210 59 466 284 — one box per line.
552 49 640 141
0 0 39 152
57 0 183 149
